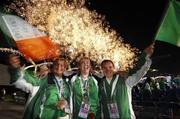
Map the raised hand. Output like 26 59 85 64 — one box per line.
144 42 155 57
8 54 21 68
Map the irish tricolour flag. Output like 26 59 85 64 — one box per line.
0 12 59 62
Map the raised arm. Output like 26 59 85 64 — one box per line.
8 54 39 94
8 54 22 83
126 42 154 87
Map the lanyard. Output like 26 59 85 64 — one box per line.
53 76 65 99
103 75 119 101
79 76 90 99
80 77 88 95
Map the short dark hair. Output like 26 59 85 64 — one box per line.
101 60 114 68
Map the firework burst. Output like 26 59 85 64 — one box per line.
5 0 138 71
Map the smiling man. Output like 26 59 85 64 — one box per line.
99 43 154 119
71 57 99 119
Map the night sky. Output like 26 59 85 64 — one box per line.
86 0 180 74
86 0 167 47
0 0 180 74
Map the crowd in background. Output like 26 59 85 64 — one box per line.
132 75 180 102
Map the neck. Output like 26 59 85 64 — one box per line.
81 74 89 80
106 75 113 80
55 73 62 79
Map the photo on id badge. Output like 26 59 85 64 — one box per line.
107 102 119 118
78 102 90 118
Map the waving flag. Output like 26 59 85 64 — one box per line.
156 0 180 47
0 12 60 62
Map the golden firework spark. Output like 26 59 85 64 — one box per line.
5 0 138 71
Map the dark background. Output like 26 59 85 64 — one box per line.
0 0 180 75
86 0 180 75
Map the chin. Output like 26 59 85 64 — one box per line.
55 72 63 76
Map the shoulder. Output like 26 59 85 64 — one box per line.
70 74 79 83
116 74 126 84
91 76 98 86
46 73 55 84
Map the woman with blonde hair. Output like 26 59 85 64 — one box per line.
8 56 72 119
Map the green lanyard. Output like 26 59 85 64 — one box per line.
78 76 93 102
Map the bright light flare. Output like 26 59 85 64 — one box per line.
48 7 137 70
5 0 138 71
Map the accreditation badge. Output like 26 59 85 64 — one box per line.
78 101 90 118
107 102 119 118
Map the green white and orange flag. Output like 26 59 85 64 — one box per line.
0 12 60 62
155 0 180 47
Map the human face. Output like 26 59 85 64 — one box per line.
101 61 115 79
53 60 66 76
79 59 91 75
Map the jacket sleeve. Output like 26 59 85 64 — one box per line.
126 54 152 88
9 68 39 94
